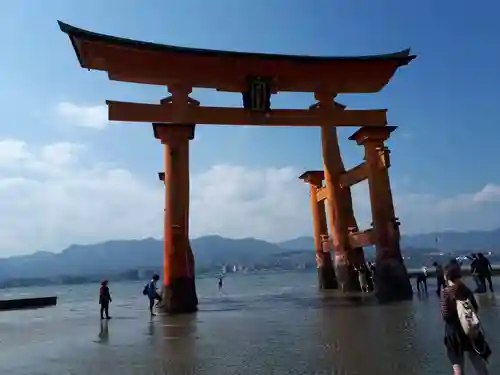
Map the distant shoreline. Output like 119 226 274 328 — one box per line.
407 265 500 278
2 265 500 290
0 267 314 290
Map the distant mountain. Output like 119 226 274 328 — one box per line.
401 229 500 252
0 235 289 282
281 228 500 254
1 228 500 282
277 236 313 250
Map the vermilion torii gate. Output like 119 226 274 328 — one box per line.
59 21 415 312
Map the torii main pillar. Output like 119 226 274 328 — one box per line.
320 125 365 292
153 123 198 313
299 171 338 289
349 126 412 302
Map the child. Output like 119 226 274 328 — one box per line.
99 280 112 319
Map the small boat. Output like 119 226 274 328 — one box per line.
0 296 57 311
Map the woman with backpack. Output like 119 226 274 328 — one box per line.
441 260 491 375
143 274 162 317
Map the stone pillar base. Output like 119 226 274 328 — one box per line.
375 258 413 303
335 263 361 293
161 277 198 314
317 266 338 289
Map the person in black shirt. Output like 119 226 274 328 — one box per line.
477 253 493 293
433 262 446 297
469 254 484 293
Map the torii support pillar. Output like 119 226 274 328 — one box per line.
153 123 198 314
299 171 337 289
320 124 364 293
349 126 412 302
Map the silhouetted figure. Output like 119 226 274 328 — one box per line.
368 262 376 290
366 262 375 292
433 262 446 297
469 254 483 293
355 264 369 292
416 265 428 295
145 274 162 317
218 276 223 290
99 280 112 320
477 253 494 293
440 260 491 375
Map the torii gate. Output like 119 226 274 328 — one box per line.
59 21 415 312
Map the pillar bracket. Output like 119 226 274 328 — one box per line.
152 123 196 143
348 125 397 145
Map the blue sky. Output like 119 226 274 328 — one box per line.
0 0 499 255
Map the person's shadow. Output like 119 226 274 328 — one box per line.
96 319 110 344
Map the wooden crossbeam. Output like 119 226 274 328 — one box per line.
339 162 369 188
316 186 328 201
107 100 388 127
317 160 389 200
322 229 375 249
348 229 375 248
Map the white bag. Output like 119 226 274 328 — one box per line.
456 298 481 337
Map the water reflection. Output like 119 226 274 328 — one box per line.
159 314 198 373
97 320 109 344
146 320 155 337
318 298 443 375
4 273 500 374
477 293 497 308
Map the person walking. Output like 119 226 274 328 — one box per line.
368 262 376 290
469 254 484 293
356 264 369 293
416 265 428 295
366 262 375 292
433 262 446 297
99 280 112 320
440 260 491 375
144 274 162 317
477 253 494 293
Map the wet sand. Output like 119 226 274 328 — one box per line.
1 272 499 374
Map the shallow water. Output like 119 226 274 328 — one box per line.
1 271 499 374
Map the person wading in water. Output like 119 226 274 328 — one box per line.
441 260 491 375
99 280 112 320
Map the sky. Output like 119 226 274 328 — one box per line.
0 0 499 256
